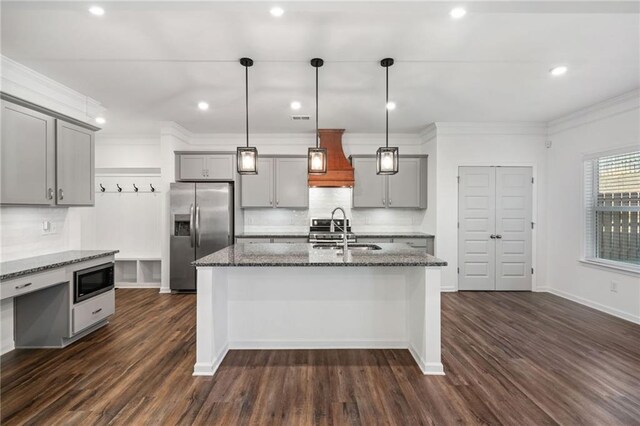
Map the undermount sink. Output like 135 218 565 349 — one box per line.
312 243 382 251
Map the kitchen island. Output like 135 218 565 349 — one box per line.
193 243 447 376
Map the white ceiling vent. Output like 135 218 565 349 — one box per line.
290 115 311 121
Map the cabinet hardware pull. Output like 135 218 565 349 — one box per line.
116 184 122 193
490 234 496 239
389 198 392 206
15 283 32 290
99 184 105 193
59 188 64 200
276 200 279 206
133 184 139 192
496 234 503 239
150 184 155 192
48 188 54 199
92 308 102 315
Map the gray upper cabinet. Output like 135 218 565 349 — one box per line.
352 157 386 208
351 155 427 209
275 157 308 208
240 157 274 207
1 99 96 207
241 156 308 209
1 101 56 205
56 121 95 206
176 153 234 181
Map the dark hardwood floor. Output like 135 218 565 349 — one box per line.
1 289 639 425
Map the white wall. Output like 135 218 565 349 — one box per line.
545 91 640 323
432 123 548 292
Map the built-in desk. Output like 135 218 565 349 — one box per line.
0 250 118 352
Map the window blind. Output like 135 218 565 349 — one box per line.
586 150 640 266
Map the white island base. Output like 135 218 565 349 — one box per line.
194 266 443 376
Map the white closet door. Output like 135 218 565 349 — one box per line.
458 167 496 290
495 167 533 291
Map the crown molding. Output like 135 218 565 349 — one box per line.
419 123 437 142
0 55 105 124
433 122 547 136
547 89 640 135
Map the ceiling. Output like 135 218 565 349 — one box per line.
1 1 638 134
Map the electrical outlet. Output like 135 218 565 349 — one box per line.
610 281 619 293
42 220 56 235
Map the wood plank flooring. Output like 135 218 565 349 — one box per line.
2 289 639 425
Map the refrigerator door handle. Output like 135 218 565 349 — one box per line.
196 204 201 247
189 203 195 248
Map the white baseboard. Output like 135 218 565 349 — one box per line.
441 285 457 292
1 341 15 355
193 344 229 376
544 288 640 324
229 340 407 350
158 287 171 294
408 344 445 375
115 284 161 289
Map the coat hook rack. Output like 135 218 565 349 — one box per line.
133 183 139 192
150 184 156 193
116 184 122 193
99 184 106 192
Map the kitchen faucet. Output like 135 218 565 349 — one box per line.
330 207 349 259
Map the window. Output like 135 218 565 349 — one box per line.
584 150 640 271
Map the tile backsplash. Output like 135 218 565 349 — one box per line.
243 188 426 232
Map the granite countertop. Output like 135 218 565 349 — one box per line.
193 243 446 267
236 232 434 239
0 250 120 280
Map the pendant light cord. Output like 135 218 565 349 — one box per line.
385 64 389 149
315 65 319 149
245 64 249 148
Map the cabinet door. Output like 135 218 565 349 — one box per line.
179 155 206 180
56 121 94 206
240 158 273 207
352 157 386 208
205 155 234 180
0 101 55 205
387 157 424 208
275 157 308 208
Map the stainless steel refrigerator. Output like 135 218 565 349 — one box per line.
170 182 233 291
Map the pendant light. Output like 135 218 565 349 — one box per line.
237 57 258 175
308 58 327 175
377 58 399 175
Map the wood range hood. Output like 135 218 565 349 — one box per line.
308 129 355 188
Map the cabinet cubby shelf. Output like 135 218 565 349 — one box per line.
114 258 161 288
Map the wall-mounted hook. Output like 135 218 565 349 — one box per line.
99 183 106 192
133 183 139 192
150 184 156 193
117 184 122 193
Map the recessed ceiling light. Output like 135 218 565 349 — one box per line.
95 117 106 125
550 65 568 76
290 101 301 110
198 101 210 111
386 102 396 111
450 7 466 19
270 7 284 17
89 6 105 16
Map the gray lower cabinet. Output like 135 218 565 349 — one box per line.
241 156 308 209
56 121 95 206
176 153 235 180
351 155 427 209
0 101 56 205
